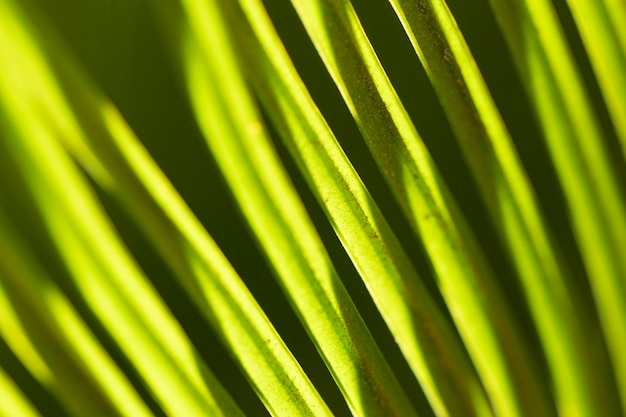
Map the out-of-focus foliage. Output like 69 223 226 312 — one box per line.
0 0 624 416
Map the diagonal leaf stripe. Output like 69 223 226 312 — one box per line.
0 213 155 417
172 0 420 414
381 0 619 415
218 1 493 416
485 0 626 412
0 365 42 417
0 3 244 415
3 3 334 415
561 0 626 158
0 0 624 416
281 0 555 415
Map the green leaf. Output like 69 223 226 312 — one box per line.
0 3 244 415
168 0 420 414
281 0 554 415
0 213 155 417
0 3 335 416
0 366 41 417
486 0 626 412
382 1 617 415
218 1 493 416
562 0 626 157
1 0 625 416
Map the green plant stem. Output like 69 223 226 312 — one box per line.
220 1 494 416
486 1 626 413
383 1 613 415
283 0 556 416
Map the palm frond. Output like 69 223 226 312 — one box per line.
0 0 624 416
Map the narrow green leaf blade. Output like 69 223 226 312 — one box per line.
0 366 42 417
283 0 555 415
170 0 420 415
0 213 155 417
561 0 626 157
33 15 334 416
383 1 617 415
486 0 626 411
220 1 494 416
0 5 244 415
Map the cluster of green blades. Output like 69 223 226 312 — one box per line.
0 0 624 416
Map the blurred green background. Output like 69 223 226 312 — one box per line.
4 0 624 415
